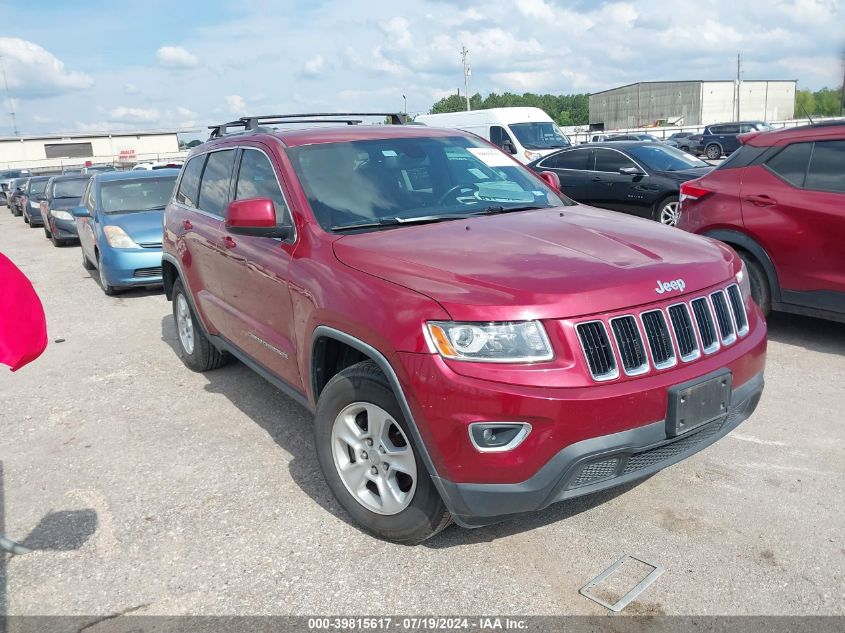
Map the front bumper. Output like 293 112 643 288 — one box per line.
51 216 79 239
99 246 163 288
438 371 763 527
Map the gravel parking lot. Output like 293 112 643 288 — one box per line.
1 208 843 617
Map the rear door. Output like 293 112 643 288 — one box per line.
172 149 237 334
741 139 845 306
590 148 653 216
219 145 302 390
533 148 592 200
76 179 97 262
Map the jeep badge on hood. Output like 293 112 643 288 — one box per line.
655 278 686 294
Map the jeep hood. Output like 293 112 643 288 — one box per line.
332 205 738 321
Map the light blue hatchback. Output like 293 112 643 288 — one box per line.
73 169 179 295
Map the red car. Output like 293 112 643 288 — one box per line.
162 113 766 543
677 122 845 322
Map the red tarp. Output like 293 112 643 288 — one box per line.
0 252 48 371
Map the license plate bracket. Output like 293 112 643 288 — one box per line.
666 370 732 437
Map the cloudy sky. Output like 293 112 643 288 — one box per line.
0 0 842 136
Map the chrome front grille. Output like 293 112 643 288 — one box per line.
577 284 750 382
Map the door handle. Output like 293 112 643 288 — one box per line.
222 236 237 249
591 176 602 182
743 194 777 207
182 220 193 230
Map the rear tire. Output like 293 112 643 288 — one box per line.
171 278 229 371
739 252 771 316
705 144 722 160
653 195 680 226
315 360 451 544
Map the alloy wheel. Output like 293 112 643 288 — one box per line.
331 402 417 515
175 294 195 355
660 201 680 226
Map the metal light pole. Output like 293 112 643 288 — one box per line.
736 53 742 122
402 94 407 116
461 45 470 111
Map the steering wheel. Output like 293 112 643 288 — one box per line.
437 183 479 206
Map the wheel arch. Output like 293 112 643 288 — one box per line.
703 228 781 302
310 326 457 515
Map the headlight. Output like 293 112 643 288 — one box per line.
736 260 751 301
51 209 73 220
103 225 139 249
29 200 39 208
524 150 541 162
426 320 553 363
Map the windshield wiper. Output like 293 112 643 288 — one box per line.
474 204 548 216
331 214 472 232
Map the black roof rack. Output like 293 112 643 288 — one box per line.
208 112 407 138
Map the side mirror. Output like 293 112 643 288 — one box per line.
225 198 291 239
501 140 517 155
619 166 645 176
70 206 90 218
539 171 561 192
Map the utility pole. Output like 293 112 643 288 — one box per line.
0 56 18 136
736 53 741 122
461 45 470 111
840 52 844 117
402 94 407 116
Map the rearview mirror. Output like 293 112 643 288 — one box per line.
501 140 517 155
225 198 291 239
70 206 90 218
538 171 561 192
619 166 645 176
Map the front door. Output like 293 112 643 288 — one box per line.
590 148 652 216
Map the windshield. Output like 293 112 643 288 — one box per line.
508 122 570 149
51 178 89 198
288 135 569 231
100 177 177 213
29 179 49 196
627 144 710 171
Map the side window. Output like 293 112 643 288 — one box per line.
490 125 514 150
766 142 812 188
721 125 740 134
594 149 636 173
197 150 235 216
234 149 291 224
805 140 845 193
176 154 206 208
542 149 589 171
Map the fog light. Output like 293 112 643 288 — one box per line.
469 422 532 452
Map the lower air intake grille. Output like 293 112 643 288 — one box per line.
668 304 699 360
711 291 736 343
610 316 648 375
570 458 620 488
641 310 676 368
576 321 617 380
133 266 162 279
726 285 748 334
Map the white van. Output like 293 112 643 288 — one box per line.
414 107 571 164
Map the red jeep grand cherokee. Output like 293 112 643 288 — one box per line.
677 121 845 322
162 113 766 543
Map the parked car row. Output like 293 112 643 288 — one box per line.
6 168 178 295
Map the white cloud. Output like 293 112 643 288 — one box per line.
156 45 200 69
303 55 325 77
124 83 139 94
515 0 555 21
225 94 247 114
32 114 52 124
379 16 412 50
0 37 92 98
107 106 161 122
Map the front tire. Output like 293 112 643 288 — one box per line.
97 252 119 295
739 253 771 316
315 360 450 544
81 250 95 270
171 278 229 371
50 231 66 247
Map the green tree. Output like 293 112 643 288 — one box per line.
428 91 591 125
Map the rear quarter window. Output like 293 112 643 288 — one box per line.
805 140 845 193
176 154 206 208
765 142 812 187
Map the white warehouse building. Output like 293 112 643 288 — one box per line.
589 80 797 130
0 129 187 171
